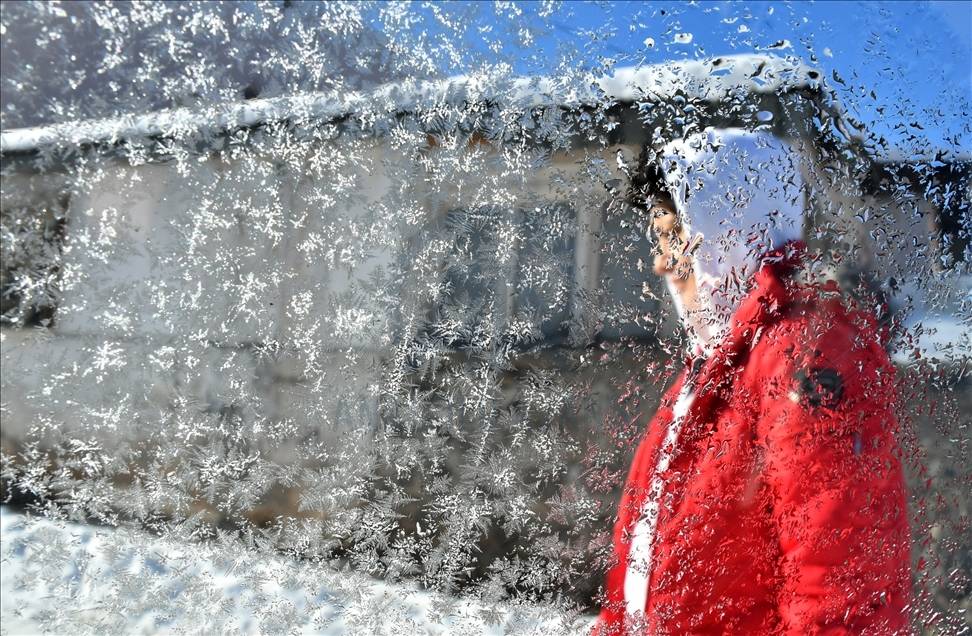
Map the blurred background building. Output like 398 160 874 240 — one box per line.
1 2 969 633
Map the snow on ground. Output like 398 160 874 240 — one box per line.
0 507 595 635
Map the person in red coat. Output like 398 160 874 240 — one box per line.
593 129 912 635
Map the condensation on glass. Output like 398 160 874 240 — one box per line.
0 3 968 634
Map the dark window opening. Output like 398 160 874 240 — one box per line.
0 195 69 328
415 203 576 357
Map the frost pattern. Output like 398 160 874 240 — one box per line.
1 2 969 634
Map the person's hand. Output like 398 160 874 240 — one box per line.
659 227 702 281
665 232 701 280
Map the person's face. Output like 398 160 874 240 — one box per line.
649 200 700 312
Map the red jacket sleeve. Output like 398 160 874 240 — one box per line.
593 372 685 635
754 306 912 635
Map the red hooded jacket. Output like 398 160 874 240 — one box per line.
594 245 912 635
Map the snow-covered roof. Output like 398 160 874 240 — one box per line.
0 54 822 156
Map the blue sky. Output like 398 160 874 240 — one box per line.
407 0 971 160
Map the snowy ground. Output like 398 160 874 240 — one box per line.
0 507 595 635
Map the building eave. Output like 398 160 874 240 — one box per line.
0 54 824 156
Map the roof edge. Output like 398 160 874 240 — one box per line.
1 54 821 156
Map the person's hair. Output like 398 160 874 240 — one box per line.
625 146 675 213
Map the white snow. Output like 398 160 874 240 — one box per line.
0 507 596 635
0 54 820 155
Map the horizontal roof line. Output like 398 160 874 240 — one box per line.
1 54 821 155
